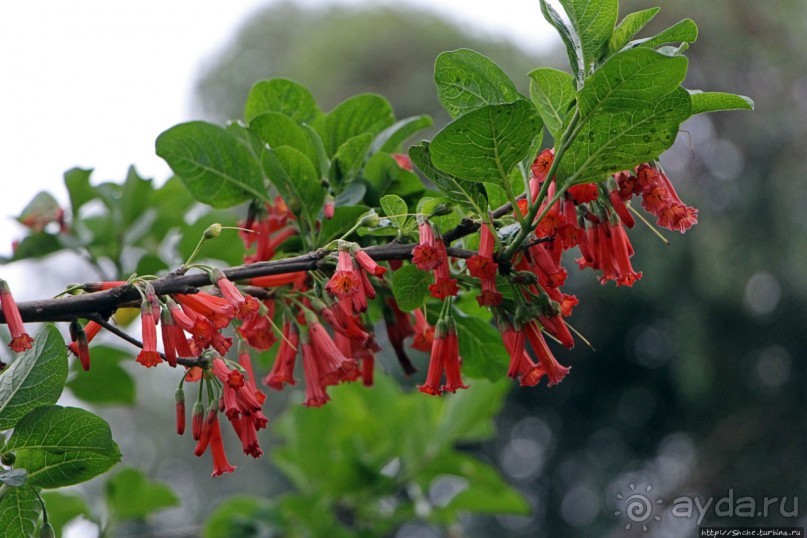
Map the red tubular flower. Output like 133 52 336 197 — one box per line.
249 272 308 288
209 415 237 477
175 293 234 330
526 321 571 386
301 340 330 408
392 153 413 170
322 300 370 344
81 280 127 292
215 270 260 321
568 183 598 204
69 320 98 371
136 300 162 368
411 309 435 352
233 414 263 458
441 321 468 393
359 344 375 386
608 189 635 228
411 222 441 271
527 243 567 288
191 401 204 441
609 220 642 287
308 321 358 386
324 194 335 219
636 164 698 233
418 322 446 396
194 401 218 456
238 300 278 351
354 249 387 277
160 307 193 367
264 322 299 390
0 280 33 352
429 240 458 299
531 148 554 184
477 278 503 307
466 224 498 279
325 249 361 299
502 325 546 386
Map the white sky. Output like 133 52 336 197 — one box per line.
0 0 557 264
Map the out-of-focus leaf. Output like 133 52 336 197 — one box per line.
156 121 269 208
41 492 91 538
203 496 282 538
244 78 320 125
66 345 136 405
3 232 64 263
5 405 121 488
317 205 369 246
64 167 95 215
434 49 522 118
453 315 509 382
105 467 179 521
370 115 433 154
331 133 372 187
177 210 243 266
363 152 425 206
120 166 153 227
0 324 67 430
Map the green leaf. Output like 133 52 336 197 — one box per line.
66 345 136 406
362 152 425 206
557 0 618 74
540 0 584 83
64 167 95 215
370 115 433 154
203 496 282 538
41 492 91 538
453 315 509 381
0 325 67 431
639 19 698 49
5 406 121 489
105 467 179 521
0 486 38 538
120 166 153 227
3 233 64 263
690 91 754 114
248 112 319 169
439 455 529 515
0 469 26 487
265 146 325 226
608 7 660 54
392 264 432 311
409 143 485 213
316 94 396 156
434 49 523 118
331 133 372 186
560 48 691 184
16 191 62 231
430 100 542 184
380 194 408 230
528 68 577 141
244 78 320 125
155 121 268 208
433 378 509 448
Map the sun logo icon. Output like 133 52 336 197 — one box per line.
614 483 663 531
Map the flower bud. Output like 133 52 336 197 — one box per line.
1 452 15 466
175 388 186 436
40 522 55 538
204 223 222 239
191 401 205 441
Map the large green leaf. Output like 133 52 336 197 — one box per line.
0 325 67 430
434 49 522 118
540 0 583 83
63 167 95 215
639 19 698 49
316 94 396 156
203 496 282 538
66 345 136 406
248 112 319 168
528 68 577 141
105 467 179 521
370 115 433 154
559 48 691 184
690 91 754 115
317 205 369 245
453 315 510 382
120 166 153 227
0 486 38 538
557 0 618 74
243 78 320 125
380 194 409 231
429 100 542 185
408 143 485 213
330 133 372 186
155 121 268 207
608 7 660 54
4 405 121 488
362 152 425 206
391 264 432 311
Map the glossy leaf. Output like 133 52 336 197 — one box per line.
0 486 38 538
156 121 268 207
380 194 409 231
639 18 698 49
5 405 122 488
434 49 522 118
429 100 542 184
105 467 180 521
453 315 510 381
0 324 67 430
362 152 425 206
528 68 577 141
330 133 372 186
248 111 319 168
409 143 485 213
244 78 320 124
540 0 584 83
392 264 432 311
66 345 136 406
557 0 618 74
608 7 660 54
316 94 396 156
690 91 755 115
559 48 691 184
264 146 325 227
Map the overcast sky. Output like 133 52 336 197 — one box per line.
0 0 557 265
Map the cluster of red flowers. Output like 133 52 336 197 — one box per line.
55 148 698 476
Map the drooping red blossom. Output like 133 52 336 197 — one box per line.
308 321 358 386
609 220 643 287
411 221 441 271
249 271 308 288
568 183 599 204
136 300 162 368
441 321 469 393
175 293 234 330
321 299 370 344
264 321 299 390
354 249 387 277
418 321 447 396
209 415 237 477
301 340 330 408
636 164 698 233
411 309 435 352
191 400 204 440
69 320 99 371
608 188 635 228
0 280 33 352
477 278 503 307
325 248 362 299
502 325 546 386
429 239 458 299
214 270 260 320
237 300 278 351
526 321 571 386
531 148 554 184
175 388 186 436
466 224 498 279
